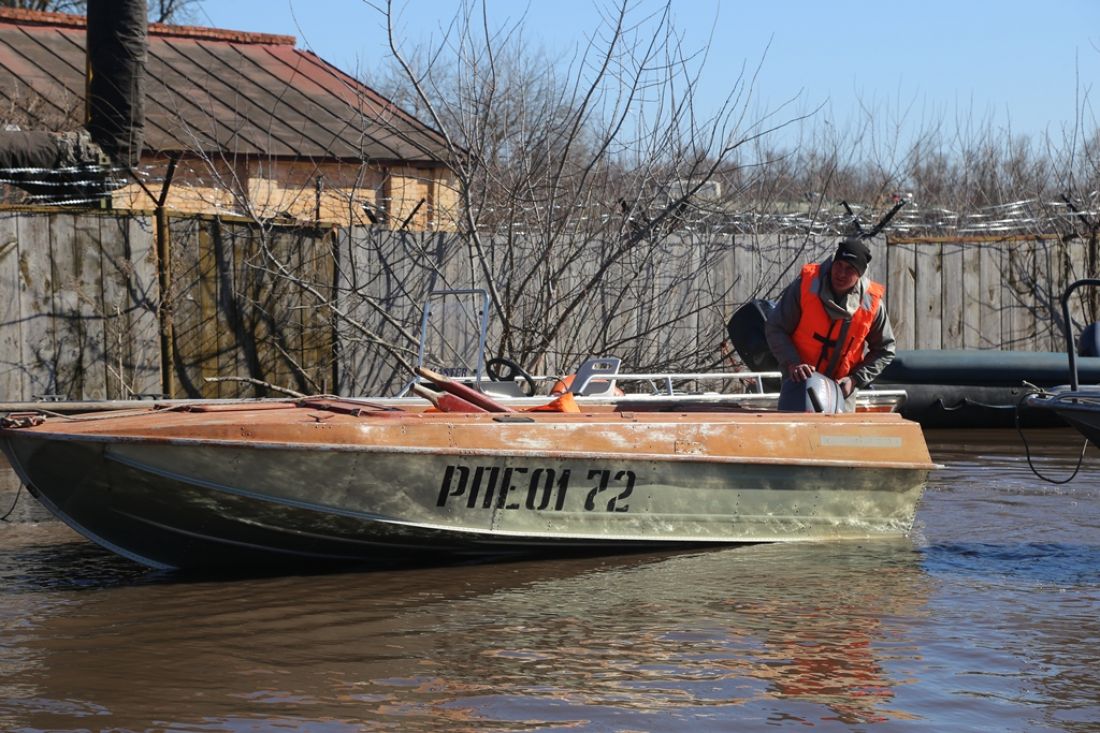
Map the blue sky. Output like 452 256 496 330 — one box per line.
196 1 1100 152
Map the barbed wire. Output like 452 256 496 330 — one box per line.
0 163 130 207
2 164 1098 237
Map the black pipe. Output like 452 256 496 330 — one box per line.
85 0 147 167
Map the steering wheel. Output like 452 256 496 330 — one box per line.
485 357 538 397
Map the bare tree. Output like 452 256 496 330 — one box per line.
367 0 806 375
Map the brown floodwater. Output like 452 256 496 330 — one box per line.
1 428 1099 732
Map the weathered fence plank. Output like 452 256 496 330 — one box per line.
192 219 216 396
886 241 915 350
100 216 136 398
211 220 241 397
300 228 336 393
977 243 1003 348
127 215 161 397
913 243 943 350
941 243 964 348
169 215 205 397
1034 240 1054 351
51 213 85 399
18 214 56 398
960 243 981 348
73 213 107 400
730 232 758 306
1004 242 1036 350
0 214 21 400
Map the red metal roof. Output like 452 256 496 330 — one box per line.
0 8 450 164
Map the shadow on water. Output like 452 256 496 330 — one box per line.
1 540 150 591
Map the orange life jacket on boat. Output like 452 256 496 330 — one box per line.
790 262 884 380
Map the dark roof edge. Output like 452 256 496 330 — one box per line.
0 7 296 46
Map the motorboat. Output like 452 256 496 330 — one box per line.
1025 278 1100 447
0 368 936 570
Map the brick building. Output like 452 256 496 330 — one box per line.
0 7 457 230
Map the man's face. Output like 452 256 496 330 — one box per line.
830 259 861 295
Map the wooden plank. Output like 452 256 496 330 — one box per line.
885 239 915 350
0 213 22 401
300 227 336 393
250 228 281 396
693 233 735 368
230 222 265 398
50 214 86 400
334 226 370 395
99 214 125 396
99 215 128 399
1063 236 1091 339
553 235 599 367
760 234 807 300
977 243 1003 348
196 219 220 396
128 214 162 397
912 242 943 349
941 242 965 348
18 214 58 399
611 241 650 366
168 215 204 397
960 242 981 348
283 227 313 393
212 219 241 397
263 228 295 395
1003 241 1035 350
650 234 696 368
1033 238 1054 351
731 232 758 306
74 213 107 399
712 233 740 369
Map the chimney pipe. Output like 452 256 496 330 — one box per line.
85 0 147 168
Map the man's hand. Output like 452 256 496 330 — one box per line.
789 363 814 382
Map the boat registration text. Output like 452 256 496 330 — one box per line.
438 464 636 513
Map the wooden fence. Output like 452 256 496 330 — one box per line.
0 209 1095 402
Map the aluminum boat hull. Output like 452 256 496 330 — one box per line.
0 400 935 570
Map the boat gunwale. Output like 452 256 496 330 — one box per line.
3 428 938 470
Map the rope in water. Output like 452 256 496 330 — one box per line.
0 483 22 521
1016 388 1089 484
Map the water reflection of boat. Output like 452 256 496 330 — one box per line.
0 541 930 730
0 368 935 570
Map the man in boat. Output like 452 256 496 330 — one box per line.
764 237 896 411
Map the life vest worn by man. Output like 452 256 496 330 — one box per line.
764 237 896 411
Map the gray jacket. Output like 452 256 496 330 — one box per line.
764 257 896 388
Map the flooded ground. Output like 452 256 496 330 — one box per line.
2 429 1099 732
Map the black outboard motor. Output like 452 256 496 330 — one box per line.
727 299 780 372
777 372 848 413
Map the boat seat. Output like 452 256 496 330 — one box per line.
570 357 622 396
481 380 529 398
